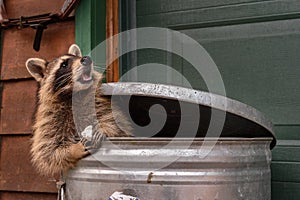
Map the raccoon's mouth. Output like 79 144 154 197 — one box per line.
80 69 93 83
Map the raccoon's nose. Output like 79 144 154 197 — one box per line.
80 56 93 66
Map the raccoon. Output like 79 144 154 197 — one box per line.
26 44 132 176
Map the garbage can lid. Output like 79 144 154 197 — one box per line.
101 82 276 149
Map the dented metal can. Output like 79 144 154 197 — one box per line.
66 137 272 200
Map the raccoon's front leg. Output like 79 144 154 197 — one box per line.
44 141 90 175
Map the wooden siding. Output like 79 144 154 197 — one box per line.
0 136 57 192
1 21 76 80
0 0 75 199
135 0 300 199
0 192 57 200
0 80 37 134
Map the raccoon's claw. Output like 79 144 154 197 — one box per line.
74 135 81 142
80 137 90 147
91 130 106 148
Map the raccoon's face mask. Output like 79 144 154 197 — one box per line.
26 44 98 95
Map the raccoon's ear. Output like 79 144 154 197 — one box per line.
26 58 47 82
68 44 82 57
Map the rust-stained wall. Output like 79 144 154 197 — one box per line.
0 0 75 199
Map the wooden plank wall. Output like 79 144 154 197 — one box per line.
0 0 75 199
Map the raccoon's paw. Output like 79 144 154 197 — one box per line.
80 127 106 153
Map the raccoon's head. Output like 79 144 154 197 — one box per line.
26 44 99 98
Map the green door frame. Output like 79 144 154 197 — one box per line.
75 0 106 56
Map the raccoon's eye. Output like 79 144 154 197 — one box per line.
60 60 69 68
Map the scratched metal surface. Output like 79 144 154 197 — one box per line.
101 82 276 148
66 138 272 200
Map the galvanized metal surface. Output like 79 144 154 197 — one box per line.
101 82 276 147
66 138 272 200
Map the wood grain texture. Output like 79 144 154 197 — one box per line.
106 0 119 82
0 192 56 200
106 0 114 82
0 135 57 193
0 1 75 199
1 20 75 80
0 80 37 134
112 0 119 82
4 0 65 19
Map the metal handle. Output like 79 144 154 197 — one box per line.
57 180 66 200
33 24 45 51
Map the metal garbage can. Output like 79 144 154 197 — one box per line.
66 138 272 200
66 83 276 200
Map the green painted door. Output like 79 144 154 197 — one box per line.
134 0 300 199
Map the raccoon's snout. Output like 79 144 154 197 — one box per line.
79 56 93 83
81 56 92 66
